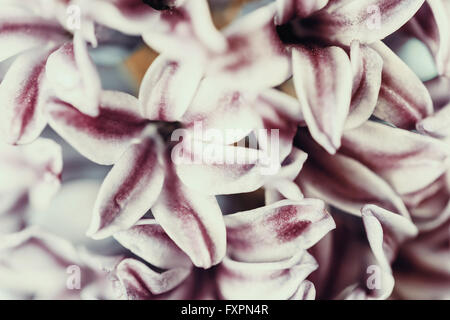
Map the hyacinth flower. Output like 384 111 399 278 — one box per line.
43 89 307 269
0 139 62 234
0 0 102 145
402 0 450 78
111 199 335 300
0 227 121 299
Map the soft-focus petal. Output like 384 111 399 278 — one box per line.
275 0 329 24
303 0 425 45
116 258 192 300
371 41 433 129
114 219 191 270
341 121 450 195
225 199 335 263
0 47 55 144
296 130 410 217
292 45 353 154
47 91 149 165
88 133 165 239
216 251 317 300
205 3 291 90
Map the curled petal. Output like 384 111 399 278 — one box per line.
296 130 410 217
152 152 226 268
116 258 192 300
292 45 353 154
205 3 291 90
47 91 149 165
88 133 165 239
341 121 450 195
304 0 426 45
139 55 203 122
362 204 418 270
216 251 318 300
346 41 383 129
46 33 101 117
0 47 55 144
114 219 191 270
225 199 335 263
371 41 433 129
275 0 329 24
425 76 450 110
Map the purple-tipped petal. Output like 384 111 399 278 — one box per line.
0 47 55 144
114 219 191 269
292 45 353 154
139 55 203 122
371 41 433 129
151 151 226 269
88 134 165 239
46 33 101 117
216 251 318 300
225 199 335 263
47 91 149 165
346 41 383 129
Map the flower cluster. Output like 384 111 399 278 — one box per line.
0 0 448 300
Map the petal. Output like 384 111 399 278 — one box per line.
173 140 276 195
205 3 291 90
45 33 101 117
225 199 335 263
292 45 353 154
151 151 226 268
296 130 410 217
345 41 383 129
114 219 191 270
116 258 192 300
216 251 318 300
0 10 66 62
362 204 418 270
341 121 450 195
47 91 149 165
425 76 450 110
87 133 165 239
371 41 433 129
417 102 450 139
0 47 54 144
303 0 426 45
275 0 329 24
139 54 203 122
182 79 259 145
289 280 316 300
256 89 302 162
